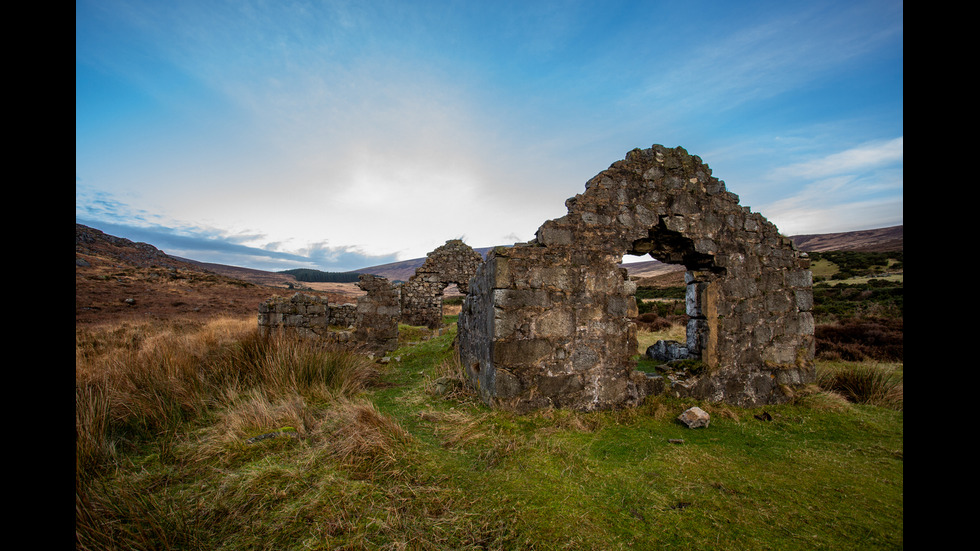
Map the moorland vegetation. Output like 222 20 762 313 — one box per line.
76 251 902 549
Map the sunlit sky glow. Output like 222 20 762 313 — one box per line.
76 0 903 272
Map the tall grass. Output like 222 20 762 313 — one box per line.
76 317 380 548
77 316 903 549
816 361 903 410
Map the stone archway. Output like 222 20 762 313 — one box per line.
400 239 484 329
457 145 814 411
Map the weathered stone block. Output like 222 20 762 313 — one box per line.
493 339 553 367
534 308 574 338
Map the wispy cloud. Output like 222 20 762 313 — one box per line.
767 137 903 182
632 1 902 121
759 137 903 234
76 217 398 272
77 1 902 269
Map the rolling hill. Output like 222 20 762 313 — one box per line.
76 223 902 324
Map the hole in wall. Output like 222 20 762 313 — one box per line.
625 221 721 366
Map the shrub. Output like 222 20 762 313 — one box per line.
816 317 903 362
816 362 903 409
636 312 672 332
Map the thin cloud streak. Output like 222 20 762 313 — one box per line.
77 218 399 273
757 137 903 235
767 137 904 182
77 1 902 270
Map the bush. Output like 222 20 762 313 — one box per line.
815 317 903 362
636 312 672 332
807 251 902 278
812 281 903 322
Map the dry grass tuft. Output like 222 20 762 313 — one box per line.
704 403 741 421
75 381 115 477
424 408 493 448
423 351 478 403
311 399 414 478
816 361 903 410
75 317 378 476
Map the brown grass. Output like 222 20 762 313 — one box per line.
75 316 377 477
310 398 415 478
816 317 903 362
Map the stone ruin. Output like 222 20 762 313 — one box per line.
354 274 400 355
400 239 485 329
258 293 355 340
457 144 814 412
257 242 484 354
258 274 399 355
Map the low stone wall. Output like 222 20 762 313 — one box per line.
258 293 334 339
257 288 392 353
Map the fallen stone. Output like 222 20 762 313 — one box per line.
677 406 710 428
647 340 690 362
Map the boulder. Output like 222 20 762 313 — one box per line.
677 406 710 428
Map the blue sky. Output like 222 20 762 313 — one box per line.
76 0 903 272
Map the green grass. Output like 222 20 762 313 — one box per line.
77 320 903 550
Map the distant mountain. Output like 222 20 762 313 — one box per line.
77 222 902 291
357 247 495 282
790 225 902 253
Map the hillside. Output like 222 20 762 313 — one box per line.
791 225 903 253
174 226 903 287
76 223 902 324
75 224 355 325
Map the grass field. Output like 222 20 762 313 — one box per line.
76 315 902 550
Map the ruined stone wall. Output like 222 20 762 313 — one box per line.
258 293 333 339
400 239 484 329
458 246 646 411
399 279 444 328
329 303 357 328
257 284 396 353
355 274 400 355
458 144 814 411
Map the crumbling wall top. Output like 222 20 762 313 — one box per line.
410 239 485 292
